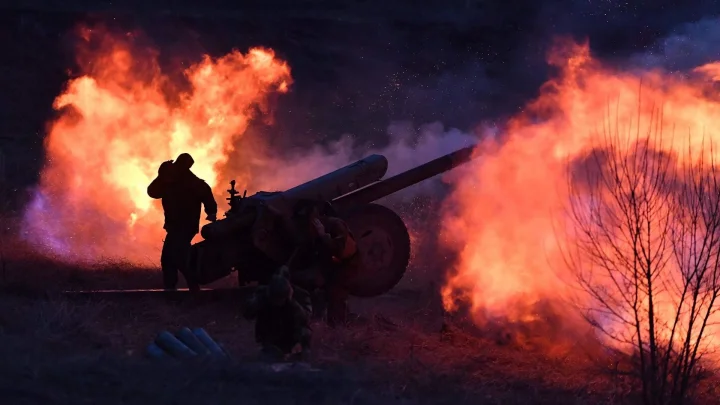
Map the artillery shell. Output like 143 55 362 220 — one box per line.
155 330 197 359
218 343 232 360
145 342 169 359
176 327 211 356
191 328 225 357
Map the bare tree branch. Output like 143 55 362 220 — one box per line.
559 92 719 404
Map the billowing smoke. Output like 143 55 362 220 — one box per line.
629 17 720 71
437 15 720 351
245 121 480 202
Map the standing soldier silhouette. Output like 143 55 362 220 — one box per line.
147 153 218 291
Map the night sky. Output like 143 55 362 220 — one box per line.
1 0 719 194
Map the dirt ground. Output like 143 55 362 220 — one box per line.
0 236 681 405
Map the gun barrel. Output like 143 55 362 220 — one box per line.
281 154 389 203
332 144 478 211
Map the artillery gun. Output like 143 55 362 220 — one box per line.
188 144 478 298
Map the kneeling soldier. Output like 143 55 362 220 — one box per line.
244 268 313 361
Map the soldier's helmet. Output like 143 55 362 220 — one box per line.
158 160 176 177
267 275 293 306
174 153 195 171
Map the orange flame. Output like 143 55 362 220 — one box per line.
21 26 292 266
441 39 720 349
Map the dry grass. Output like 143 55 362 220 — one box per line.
0 291 616 405
2 233 719 404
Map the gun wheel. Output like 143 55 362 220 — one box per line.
341 203 411 298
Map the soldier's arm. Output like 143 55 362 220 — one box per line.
147 177 167 199
318 218 349 256
199 181 218 219
147 161 175 199
293 289 314 318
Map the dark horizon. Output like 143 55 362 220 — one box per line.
1 1 719 202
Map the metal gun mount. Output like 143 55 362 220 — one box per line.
189 144 479 298
225 180 247 216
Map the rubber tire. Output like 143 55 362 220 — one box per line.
341 203 411 298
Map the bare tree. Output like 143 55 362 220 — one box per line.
561 105 720 404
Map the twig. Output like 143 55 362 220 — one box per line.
560 94 719 404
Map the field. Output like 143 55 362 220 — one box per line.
0 226 654 405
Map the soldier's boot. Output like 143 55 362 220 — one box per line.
259 344 285 362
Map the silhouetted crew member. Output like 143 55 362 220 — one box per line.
244 267 313 361
147 153 218 291
292 201 360 327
